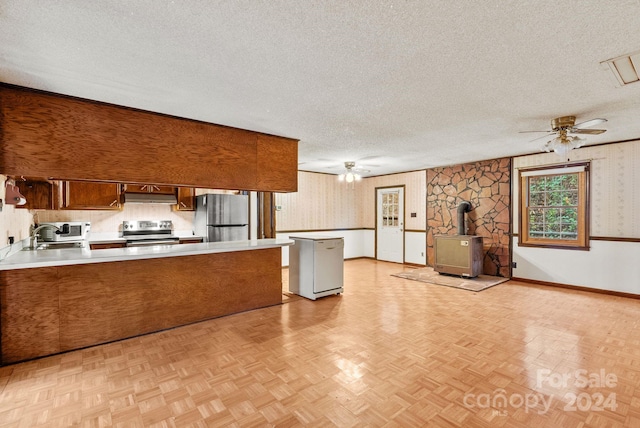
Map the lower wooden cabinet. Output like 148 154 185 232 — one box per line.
60 181 121 210
89 242 127 250
0 249 282 364
179 237 203 244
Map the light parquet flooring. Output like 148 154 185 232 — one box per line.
1 259 640 427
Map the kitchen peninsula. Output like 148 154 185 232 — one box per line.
0 239 293 364
0 83 299 365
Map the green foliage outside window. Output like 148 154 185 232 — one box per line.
527 174 579 240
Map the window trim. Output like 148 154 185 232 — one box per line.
518 161 590 250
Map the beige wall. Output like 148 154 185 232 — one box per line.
513 139 640 238
276 171 360 231
275 170 427 232
512 139 640 292
359 171 427 231
35 205 194 235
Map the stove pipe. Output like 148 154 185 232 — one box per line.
457 201 471 235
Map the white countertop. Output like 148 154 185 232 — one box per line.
0 239 294 271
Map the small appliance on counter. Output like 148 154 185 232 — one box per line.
35 221 91 249
122 220 179 247
38 221 91 242
194 194 249 242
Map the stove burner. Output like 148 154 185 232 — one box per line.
122 220 178 246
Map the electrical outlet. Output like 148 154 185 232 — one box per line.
512 261 517 268
8 236 14 245
421 252 424 257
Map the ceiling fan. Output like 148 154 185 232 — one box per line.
520 116 607 155
338 161 369 183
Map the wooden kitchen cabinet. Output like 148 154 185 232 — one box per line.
13 177 58 210
175 187 195 211
0 248 283 363
179 237 203 244
123 183 176 194
90 242 127 250
1 84 298 192
60 181 122 210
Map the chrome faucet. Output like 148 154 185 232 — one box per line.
27 224 60 250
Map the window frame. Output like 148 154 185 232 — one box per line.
518 162 590 250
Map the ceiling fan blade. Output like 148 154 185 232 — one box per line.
519 130 551 133
570 129 607 135
573 118 607 129
529 133 556 142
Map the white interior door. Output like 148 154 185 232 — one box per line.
376 187 404 263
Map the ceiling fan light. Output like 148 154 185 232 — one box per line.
553 142 572 157
338 174 345 182
355 174 362 181
345 172 355 183
572 135 586 149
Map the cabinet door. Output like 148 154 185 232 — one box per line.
179 237 203 244
90 242 127 250
175 187 195 211
123 184 175 194
61 181 121 210
14 177 58 210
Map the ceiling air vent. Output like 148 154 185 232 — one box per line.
602 51 640 86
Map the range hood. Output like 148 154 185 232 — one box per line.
123 192 178 204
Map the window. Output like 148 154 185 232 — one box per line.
519 162 589 249
381 191 399 227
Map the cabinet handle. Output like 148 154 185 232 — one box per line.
153 185 160 192
180 202 187 208
110 200 118 207
140 185 148 192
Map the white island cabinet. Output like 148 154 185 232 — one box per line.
289 236 344 300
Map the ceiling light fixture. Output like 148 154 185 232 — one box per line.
338 162 362 184
521 116 607 156
543 130 586 156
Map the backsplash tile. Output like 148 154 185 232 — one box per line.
34 205 194 234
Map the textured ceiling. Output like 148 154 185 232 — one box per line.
2 1 640 176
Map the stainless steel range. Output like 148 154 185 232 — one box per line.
122 220 179 247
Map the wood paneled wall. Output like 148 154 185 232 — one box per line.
0 84 297 192
275 171 361 231
275 170 427 232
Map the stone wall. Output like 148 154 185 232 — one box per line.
427 158 511 277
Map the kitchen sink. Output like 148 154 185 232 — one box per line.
23 242 85 250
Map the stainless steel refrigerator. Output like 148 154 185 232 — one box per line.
194 194 249 242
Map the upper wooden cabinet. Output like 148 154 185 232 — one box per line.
0 84 298 192
123 184 176 195
60 181 121 210
175 187 195 211
13 177 58 210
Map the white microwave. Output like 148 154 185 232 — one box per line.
38 222 91 242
